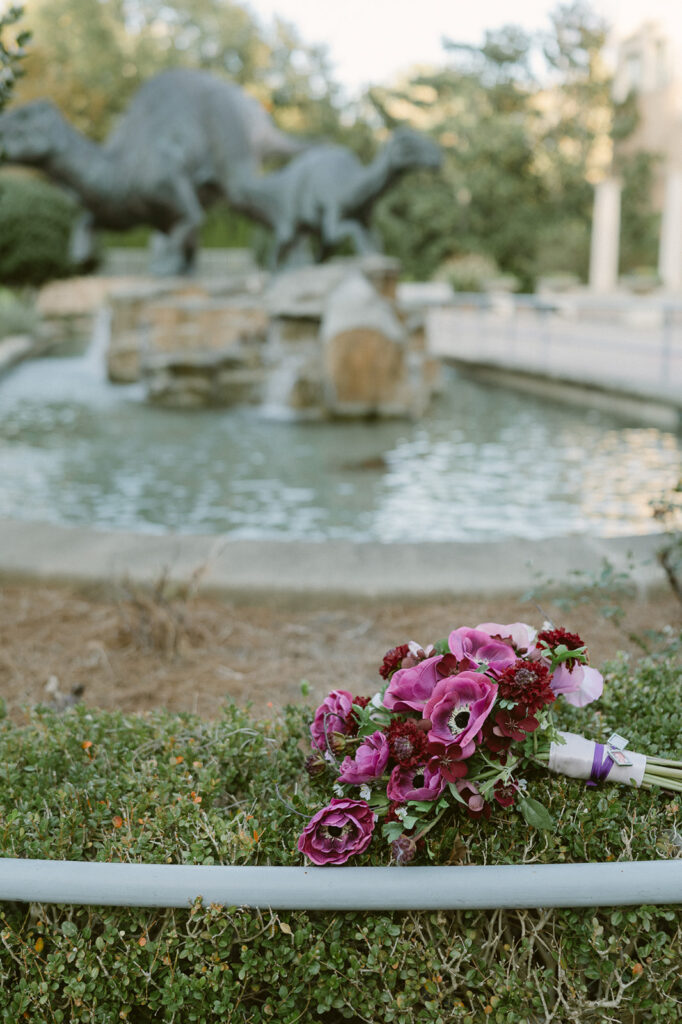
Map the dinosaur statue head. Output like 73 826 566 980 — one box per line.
385 128 442 173
0 100 67 166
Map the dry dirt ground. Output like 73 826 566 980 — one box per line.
1 580 680 723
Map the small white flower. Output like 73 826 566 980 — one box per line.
324 750 335 763
332 783 344 797
395 806 408 821
370 691 384 709
359 784 371 801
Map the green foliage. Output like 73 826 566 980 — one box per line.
0 285 38 339
0 654 681 1021
0 5 29 113
0 170 77 285
15 0 345 143
619 151 662 275
433 252 500 293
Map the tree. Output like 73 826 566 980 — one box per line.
0 4 29 112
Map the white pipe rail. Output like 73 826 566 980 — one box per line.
1 859 681 910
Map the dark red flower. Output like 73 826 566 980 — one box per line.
430 744 469 782
481 718 514 758
493 705 539 742
379 645 410 680
536 628 586 668
384 801 405 824
387 718 430 767
456 780 491 820
435 653 469 677
493 779 519 807
343 695 371 735
497 660 555 715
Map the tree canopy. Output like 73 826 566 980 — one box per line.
6 0 660 285
0 5 29 112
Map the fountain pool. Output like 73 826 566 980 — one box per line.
0 324 679 543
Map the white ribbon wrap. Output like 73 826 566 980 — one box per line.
548 731 646 788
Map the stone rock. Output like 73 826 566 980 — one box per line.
145 349 264 408
106 329 145 383
146 297 268 356
321 273 422 417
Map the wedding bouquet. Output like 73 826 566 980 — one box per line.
298 622 682 865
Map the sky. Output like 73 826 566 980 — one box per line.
246 0 681 95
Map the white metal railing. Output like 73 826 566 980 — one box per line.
427 295 682 405
1 858 681 910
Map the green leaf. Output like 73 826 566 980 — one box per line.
433 639 449 655
518 796 554 830
381 822 404 842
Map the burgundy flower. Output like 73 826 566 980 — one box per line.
379 644 410 680
536 627 586 668
448 627 517 677
310 690 354 751
387 718 430 767
493 779 519 807
481 718 513 758
497 660 555 715
344 695 370 735
337 730 390 785
431 745 469 782
456 779 491 820
298 798 375 865
423 671 498 757
386 757 446 803
493 705 539 742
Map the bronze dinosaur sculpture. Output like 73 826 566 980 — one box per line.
0 68 304 274
229 128 442 268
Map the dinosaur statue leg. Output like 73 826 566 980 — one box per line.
320 208 376 258
150 178 204 276
69 211 96 267
269 221 297 270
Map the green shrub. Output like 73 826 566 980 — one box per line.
0 170 78 286
0 285 37 339
434 252 500 293
0 652 680 1022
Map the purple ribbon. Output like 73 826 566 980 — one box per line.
586 743 614 787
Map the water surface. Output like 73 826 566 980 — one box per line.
0 326 679 542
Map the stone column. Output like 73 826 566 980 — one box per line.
658 169 682 292
589 178 622 293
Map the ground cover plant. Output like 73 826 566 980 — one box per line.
0 647 680 1023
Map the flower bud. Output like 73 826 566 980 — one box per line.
391 835 417 865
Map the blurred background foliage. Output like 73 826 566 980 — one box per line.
1 0 661 288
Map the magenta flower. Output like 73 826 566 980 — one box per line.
386 756 446 803
475 621 536 653
310 689 354 751
383 655 442 712
448 627 517 677
298 798 375 865
550 664 604 708
338 731 390 785
424 671 498 757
